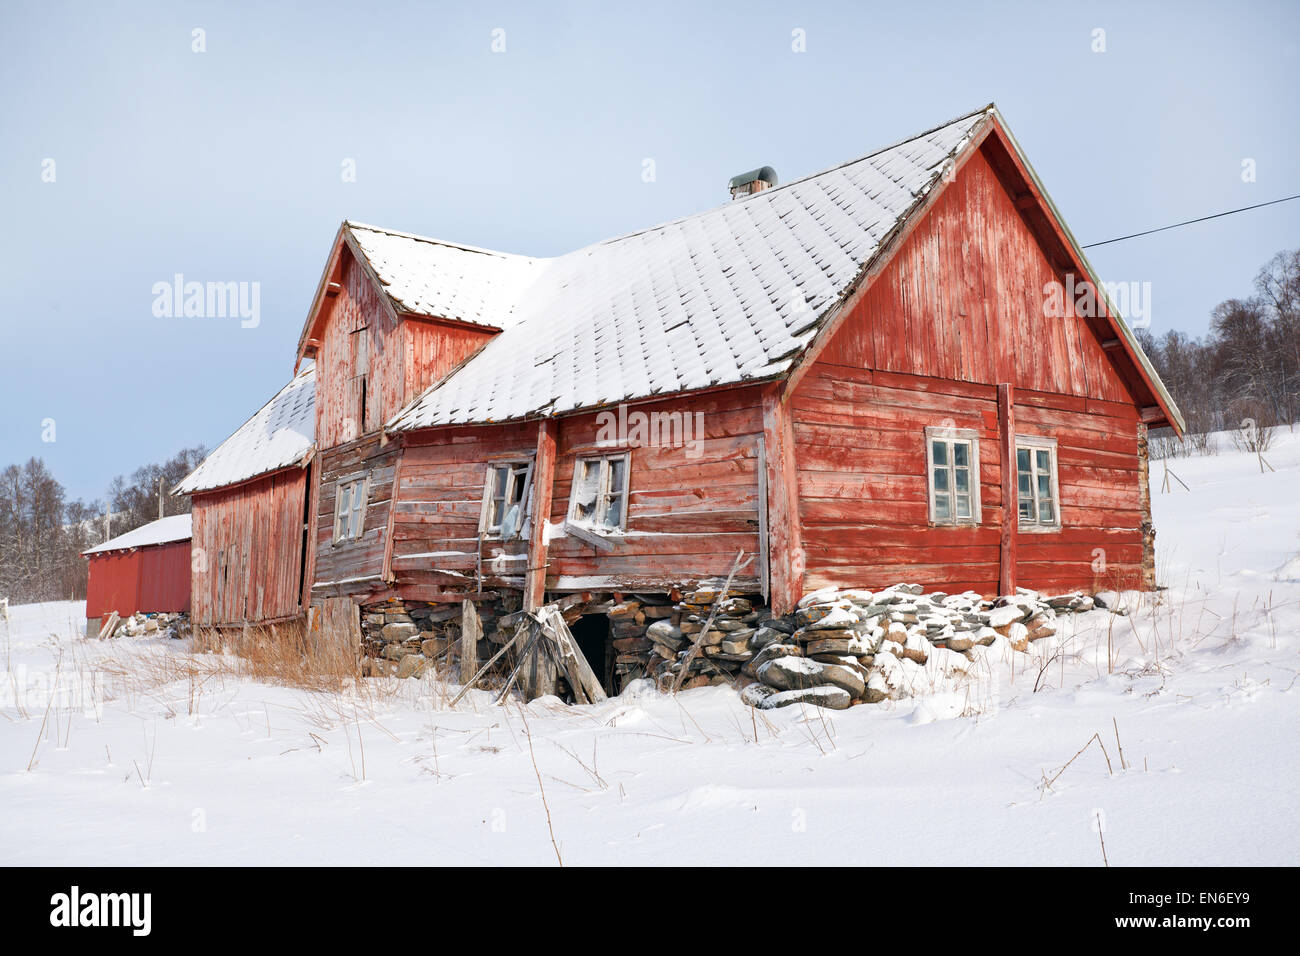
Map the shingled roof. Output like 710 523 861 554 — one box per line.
174 366 316 495
383 107 990 430
320 103 1180 433
84 513 192 555
346 223 542 329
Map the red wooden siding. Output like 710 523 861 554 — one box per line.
379 388 767 598
313 250 495 449
545 389 765 592
313 434 400 594
390 420 537 594
813 147 1134 404
790 142 1147 597
190 468 309 625
86 541 191 619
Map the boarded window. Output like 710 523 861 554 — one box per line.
480 461 533 538
1015 436 1060 529
349 327 369 437
925 427 981 526
568 453 630 532
333 474 369 543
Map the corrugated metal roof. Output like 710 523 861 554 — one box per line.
84 513 192 555
347 223 543 329
384 107 990 430
173 366 316 495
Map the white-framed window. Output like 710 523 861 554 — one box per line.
1015 435 1061 530
480 460 533 539
568 453 630 532
925 426 981 525
333 473 369 543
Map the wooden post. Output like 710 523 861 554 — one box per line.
998 383 1017 597
460 598 480 684
761 386 804 615
524 418 557 611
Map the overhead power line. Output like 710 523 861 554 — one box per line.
1081 194 1300 249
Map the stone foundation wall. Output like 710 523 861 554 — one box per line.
359 592 521 679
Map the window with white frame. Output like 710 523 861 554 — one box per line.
480 461 533 539
925 427 981 525
333 474 369 543
1015 436 1060 529
568 453 630 532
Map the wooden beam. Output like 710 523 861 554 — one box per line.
396 587 498 603
1101 338 1122 349
761 385 804 615
563 519 619 552
381 448 403 583
460 599 481 684
524 418 557 610
998 383 1018 597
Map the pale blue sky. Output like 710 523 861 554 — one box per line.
2 0 1296 503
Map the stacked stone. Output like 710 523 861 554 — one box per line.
740 585 1108 709
608 596 674 685
361 597 506 679
648 589 774 690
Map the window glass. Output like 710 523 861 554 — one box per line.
929 434 978 525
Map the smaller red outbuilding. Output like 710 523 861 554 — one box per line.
83 514 192 636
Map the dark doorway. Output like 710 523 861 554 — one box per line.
569 613 610 694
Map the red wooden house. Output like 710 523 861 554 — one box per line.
186 104 1182 688
83 514 192 635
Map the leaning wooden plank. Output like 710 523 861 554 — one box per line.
537 613 592 705
497 621 544 705
563 520 620 552
537 624 590 706
97 611 120 641
460 599 481 684
671 550 752 693
543 607 606 704
448 620 528 707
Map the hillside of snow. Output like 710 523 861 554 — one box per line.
2 430 1297 866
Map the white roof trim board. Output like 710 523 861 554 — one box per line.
174 366 316 495
84 514 192 555
383 106 992 430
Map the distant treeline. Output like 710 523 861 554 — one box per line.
0 447 205 604
1138 248 1299 454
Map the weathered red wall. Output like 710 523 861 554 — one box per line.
191 468 308 626
86 541 191 619
791 144 1148 596
314 249 494 449
382 387 767 599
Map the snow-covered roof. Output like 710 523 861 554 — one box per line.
173 366 316 495
83 513 192 555
385 107 990 430
348 223 543 329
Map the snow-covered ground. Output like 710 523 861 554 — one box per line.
3 431 1298 866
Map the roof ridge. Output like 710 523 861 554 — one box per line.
345 104 996 269
575 103 997 252
345 220 542 262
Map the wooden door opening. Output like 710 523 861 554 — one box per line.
569 612 610 694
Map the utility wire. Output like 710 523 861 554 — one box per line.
1081 194 1300 249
